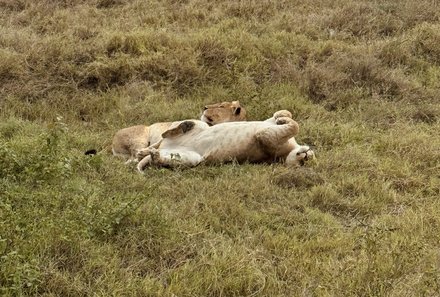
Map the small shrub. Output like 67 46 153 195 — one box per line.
0 251 41 296
0 117 73 185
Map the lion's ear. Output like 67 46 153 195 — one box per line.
234 107 241 115
232 100 240 106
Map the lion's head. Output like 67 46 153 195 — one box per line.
200 101 246 126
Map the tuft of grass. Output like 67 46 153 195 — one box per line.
273 167 324 190
412 23 440 65
324 2 403 39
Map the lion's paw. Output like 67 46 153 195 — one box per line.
286 146 315 167
275 116 295 125
136 148 150 160
273 110 292 120
296 147 315 165
136 147 159 160
148 147 160 161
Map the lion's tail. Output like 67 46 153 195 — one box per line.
84 144 112 156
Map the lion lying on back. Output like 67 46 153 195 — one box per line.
112 101 246 161
136 110 315 171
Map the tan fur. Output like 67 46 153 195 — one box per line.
112 101 246 160
136 110 315 170
111 123 171 159
201 100 246 125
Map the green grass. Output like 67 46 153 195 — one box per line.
1 0 439 296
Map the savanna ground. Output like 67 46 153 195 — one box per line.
1 0 440 296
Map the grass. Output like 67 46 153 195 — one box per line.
1 0 439 296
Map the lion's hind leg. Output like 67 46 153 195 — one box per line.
137 155 153 172
255 117 299 151
273 110 292 120
264 110 293 124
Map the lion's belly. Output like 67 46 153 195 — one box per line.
203 141 267 163
190 125 270 163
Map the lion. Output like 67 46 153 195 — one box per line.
112 101 246 161
136 110 315 171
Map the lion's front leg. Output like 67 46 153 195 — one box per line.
138 148 203 170
136 146 158 172
137 155 152 172
136 147 152 161
156 149 204 168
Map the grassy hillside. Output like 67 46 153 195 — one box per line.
1 0 439 296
